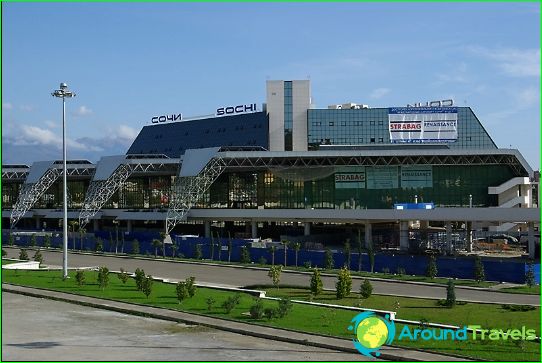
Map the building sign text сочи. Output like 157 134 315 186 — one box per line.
151 114 182 124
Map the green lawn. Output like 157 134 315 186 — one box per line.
500 285 540 295
1 259 21 266
2 269 539 361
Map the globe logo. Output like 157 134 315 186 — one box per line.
348 311 395 358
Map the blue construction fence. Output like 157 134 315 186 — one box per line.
2 231 540 284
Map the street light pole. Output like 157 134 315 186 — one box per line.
52 83 76 279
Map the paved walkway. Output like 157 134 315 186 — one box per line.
3 284 471 361
4 248 539 306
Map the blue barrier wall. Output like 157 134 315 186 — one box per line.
2 231 539 284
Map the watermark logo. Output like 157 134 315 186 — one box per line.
348 312 395 358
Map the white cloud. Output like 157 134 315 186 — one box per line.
369 87 391 99
468 46 540 77
73 105 93 116
514 87 540 108
2 102 13 110
19 104 34 112
115 125 138 140
45 120 58 129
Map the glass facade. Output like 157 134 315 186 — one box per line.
307 107 497 150
284 81 293 151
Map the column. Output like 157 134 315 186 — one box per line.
528 222 535 259
93 219 99 232
304 222 311 236
445 222 453 254
204 221 211 238
399 221 409 251
126 219 132 233
35 217 41 230
251 221 258 239
466 221 473 253
364 221 372 249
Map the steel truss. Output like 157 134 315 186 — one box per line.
10 168 62 228
78 159 177 228
166 157 227 233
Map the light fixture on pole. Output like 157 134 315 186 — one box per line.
52 83 76 279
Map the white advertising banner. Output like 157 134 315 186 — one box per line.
388 107 458 143
335 167 366 189
366 166 399 189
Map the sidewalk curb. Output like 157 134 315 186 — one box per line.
2 283 474 362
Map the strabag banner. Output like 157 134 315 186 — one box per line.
388 107 458 143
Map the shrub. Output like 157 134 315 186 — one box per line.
43 234 51 249
359 279 373 299
426 254 438 279
176 281 189 304
33 249 43 265
396 267 406 276
185 276 197 297
222 293 242 314
501 304 535 312
95 238 103 253
194 244 203 260
324 248 334 270
141 275 153 298
29 234 37 247
249 298 264 319
303 260 312 269
134 268 145 291
240 246 251 264
97 266 109 290
2 249 7 257
446 279 456 307
258 256 267 265
118 268 129 284
474 256 485 283
205 297 216 311
8 234 15 246
310 268 323 296
525 261 536 288
19 249 29 261
336 267 352 299
277 298 293 318
264 307 277 320
268 265 282 289
131 239 140 255
381 267 390 274
75 270 86 286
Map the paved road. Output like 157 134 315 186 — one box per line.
2 292 368 361
5 248 540 306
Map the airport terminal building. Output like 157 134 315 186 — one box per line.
2 80 539 256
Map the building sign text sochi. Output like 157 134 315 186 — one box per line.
216 103 257 116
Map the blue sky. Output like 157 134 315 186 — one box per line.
2 1 540 168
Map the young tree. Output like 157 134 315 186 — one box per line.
367 240 375 273
159 232 167 258
68 220 78 250
118 268 129 284
525 260 536 288
268 265 282 289
152 239 162 259
240 245 251 264
194 244 203 260
359 279 373 299
95 237 103 253
75 270 86 286
97 266 109 291
141 275 153 298
357 229 363 272
8 233 15 246
310 268 323 296
210 232 215 261
175 281 190 304
293 242 301 267
474 256 485 283
282 240 289 267
185 276 197 297
205 297 216 311
79 227 86 251
134 268 146 291
221 294 241 314
43 234 51 249
2 249 7 257
33 249 43 266
336 267 352 299
171 243 178 258
131 239 140 255
249 298 265 319
227 232 233 262
426 254 438 280
216 234 222 261
29 234 37 248
121 231 125 254
446 279 456 307
344 239 351 270
269 246 276 265
19 249 29 261
324 248 334 270
277 298 293 318
109 231 114 253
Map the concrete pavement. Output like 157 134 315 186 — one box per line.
4 247 539 306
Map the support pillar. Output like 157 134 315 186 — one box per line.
204 221 211 238
364 221 372 249
466 221 473 253
35 217 41 230
251 221 258 239
399 221 409 251
528 222 535 259
445 222 453 254
304 222 311 236
126 219 132 233
93 219 99 232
